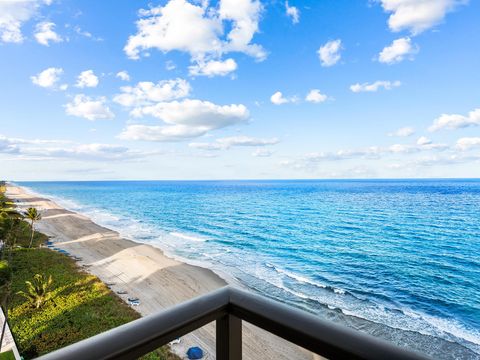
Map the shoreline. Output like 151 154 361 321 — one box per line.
6 184 316 360
11 183 242 289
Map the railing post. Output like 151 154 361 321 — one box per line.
216 314 242 360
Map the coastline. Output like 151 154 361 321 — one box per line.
6 184 316 360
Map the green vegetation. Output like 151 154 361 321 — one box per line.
0 183 179 360
8 249 178 359
0 350 15 360
16 274 54 309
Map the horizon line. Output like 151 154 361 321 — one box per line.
6 177 480 183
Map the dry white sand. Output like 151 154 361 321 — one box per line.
6 185 318 360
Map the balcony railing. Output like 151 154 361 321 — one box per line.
36 286 429 360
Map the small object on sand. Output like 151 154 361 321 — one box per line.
127 297 140 306
169 338 181 345
187 347 204 359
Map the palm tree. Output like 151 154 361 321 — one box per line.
25 207 41 248
17 274 54 309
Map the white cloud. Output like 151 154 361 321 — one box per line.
350 80 401 93
116 71 131 81
270 91 288 105
388 126 415 137
417 136 432 145
0 136 20 154
113 78 191 107
252 148 273 157
38 143 149 161
73 25 103 42
218 0 265 59
378 0 467 35
119 99 249 142
124 0 265 75
284 139 450 171
65 95 114 121
190 135 279 150
0 135 155 161
271 91 300 105
285 1 300 24
317 39 342 67
76 70 99 88
428 108 480 131
189 58 237 77
34 21 62 46
456 137 480 151
0 0 52 43
378 37 418 64
31 67 63 89
305 89 327 103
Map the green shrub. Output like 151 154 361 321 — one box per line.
0 350 16 360
0 260 11 287
8 249 179 359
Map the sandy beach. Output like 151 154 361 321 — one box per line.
6 184 316 360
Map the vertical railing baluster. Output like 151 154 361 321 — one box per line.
216 314 242 360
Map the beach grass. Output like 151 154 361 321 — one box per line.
7 249 179 359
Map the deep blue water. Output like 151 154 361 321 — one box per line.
18 180 480 359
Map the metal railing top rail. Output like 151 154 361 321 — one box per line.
36 286 430 360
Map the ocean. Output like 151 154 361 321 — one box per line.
18 180 480 359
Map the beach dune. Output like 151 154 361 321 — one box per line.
6 185 315 360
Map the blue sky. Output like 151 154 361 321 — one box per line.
1 0 479 180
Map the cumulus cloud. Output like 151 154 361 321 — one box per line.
378 37 418 64
456 137 480 151
189 135 279 150
0 0 52 43
116 71 130 81
305 89 327 103
65 95 114 121
317 39 342 67
350 80 401 93
124 0 265 75
378 0 467 35
285 1 300 24
31 67 64 89
270 91 299 105
34 21 62 46
428 108 480 132
189 58 237 77
119 99 249 142
388 126 415 137
113 79 191 107
270 91 288 105
76 70 99 88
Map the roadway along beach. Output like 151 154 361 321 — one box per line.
6 184 316 360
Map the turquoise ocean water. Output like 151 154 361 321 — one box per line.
18 180 480 359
